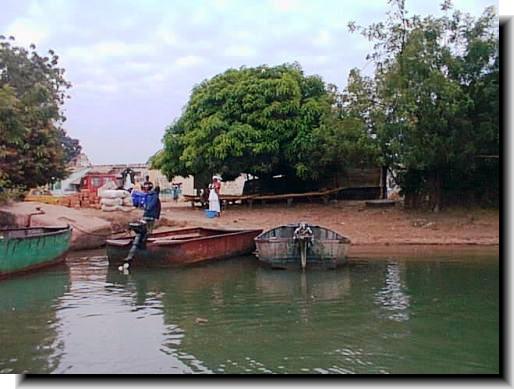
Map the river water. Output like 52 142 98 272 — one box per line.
0 248 499 374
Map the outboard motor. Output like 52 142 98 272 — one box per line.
293 223 313 270
120 220 148 271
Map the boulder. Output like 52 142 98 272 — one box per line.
0 201 111 250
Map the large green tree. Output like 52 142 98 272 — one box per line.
349 0 498 210
307 76 381 177
0 36 80 189
158 63 328 182
157 63 378 187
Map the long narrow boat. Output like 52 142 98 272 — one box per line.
254 223 351 270
106 227 263 267
0 225 72 279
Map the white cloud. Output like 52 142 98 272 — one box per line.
125 62 158 73
269 0 303 12
142 71 169 84
175 55 204 67
311 30 332 47
5 18 49 46
65 41 155 62
191 8 210 24
234 30 253 40
224 45 257 57
74 80 119 94
213 0 232 10
296 54 330 66
156 26 179 46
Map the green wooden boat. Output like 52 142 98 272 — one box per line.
0 226 72 278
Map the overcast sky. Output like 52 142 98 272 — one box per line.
2 0 498 165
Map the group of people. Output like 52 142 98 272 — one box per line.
140 174 222 233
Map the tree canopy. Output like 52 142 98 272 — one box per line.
156 63 378 186
0 36 81 189
154 1 497 209
349 0 498 209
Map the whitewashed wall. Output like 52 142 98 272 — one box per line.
219 174 247 195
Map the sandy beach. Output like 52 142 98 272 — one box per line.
81 200 499 247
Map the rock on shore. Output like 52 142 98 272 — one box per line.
0 201 111 250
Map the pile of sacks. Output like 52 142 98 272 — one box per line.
98 187 133 212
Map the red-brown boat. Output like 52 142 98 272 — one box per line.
106 227 262 267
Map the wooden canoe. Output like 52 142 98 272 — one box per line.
0 226 72 279
254 224 351 269
106 227 263 267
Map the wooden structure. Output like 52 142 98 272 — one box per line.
106 227 263 267
254 224 351 270
0 226 72 278
183 186 348 208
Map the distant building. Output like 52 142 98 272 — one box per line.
50 167 91 195
49 152 195 201
50 153 92 195
69 153 92 169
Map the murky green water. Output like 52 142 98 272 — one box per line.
0 249 499 374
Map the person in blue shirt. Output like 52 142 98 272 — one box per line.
121 186 162 270
143 186 161 233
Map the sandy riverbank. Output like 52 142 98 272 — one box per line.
80 200 499 247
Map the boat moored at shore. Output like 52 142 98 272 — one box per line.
255 223 351 270
106 226 262 268
0 225 72 279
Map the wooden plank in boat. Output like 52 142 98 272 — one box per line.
147 233 202 242
105 239 132 247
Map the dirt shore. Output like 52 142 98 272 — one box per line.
81 200 499 247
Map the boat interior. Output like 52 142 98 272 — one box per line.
107 227 257 247
256 224 349 242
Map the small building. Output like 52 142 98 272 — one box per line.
50 167 91 196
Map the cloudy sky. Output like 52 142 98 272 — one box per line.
2 0 498 164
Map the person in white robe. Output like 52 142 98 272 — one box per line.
208 186 220 216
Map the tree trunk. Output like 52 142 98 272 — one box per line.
428 170 442 213
404 191 419 209
381 166 388 199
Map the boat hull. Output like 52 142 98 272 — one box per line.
0 226 72 279
106 227 262 267
255 224 351 269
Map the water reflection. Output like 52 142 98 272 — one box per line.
50 255 209 373
374 262 410 322
255 267 351 301
0 251 500 374
0 265 70 373
103 259 370 373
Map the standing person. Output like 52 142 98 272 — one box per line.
142 175 154 192
172 184 179 202
213 176 221 195
208 176 221 217
121 186 161 270
143 186 161 233
213 176 222 214
201 185 210 208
